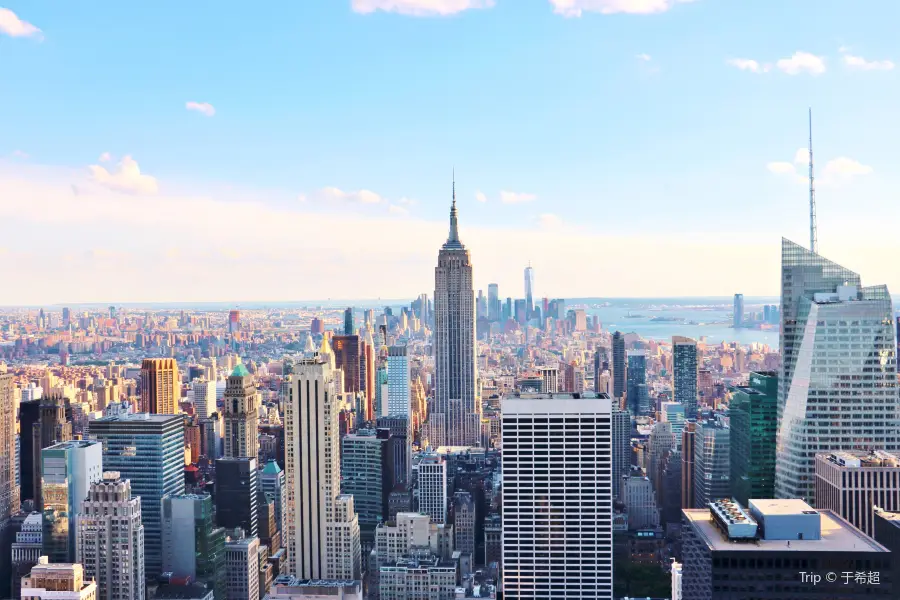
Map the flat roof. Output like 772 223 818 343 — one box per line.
502 395 612 415
750 498 816 516
683 509 888 553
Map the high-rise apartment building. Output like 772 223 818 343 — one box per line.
140 358 179 414
223 364 259 460
672 336 698 419
776 239 900 502
387 346 411 417
87 412 185 579
161 494 226 599
0 373 19 521
76 472 145 600
415 455 447 525
502 393 614 599
612 332 626 403
626 351 649 417
40 441 103 562
729 371 777 505
815 451 900 538
693 422 730 508
33 394 72 508
433 186 480 447
732 293 744 328
612 408 631 500
285 354 361 580
225 536 260 600
682 499 891 599
20 559 98 600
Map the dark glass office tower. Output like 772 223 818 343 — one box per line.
215 457 258 538
730 371 777 505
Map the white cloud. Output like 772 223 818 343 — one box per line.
351 0 494 16
549 0 696 17
766 162 796 175
186 101 216 117
793 148 809 165
823 157 873 180
843 54 895 71
538 213 563 229
12 150 29 159
88 155 159 195
0 8 42 39
319 186 384 204
636 53 652 61
727 58 769 73
499 190 537 204
388 204 409 215
474 190 488 203
98 152 112 162
396 197 418 206
776 51 826 75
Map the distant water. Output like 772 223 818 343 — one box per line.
570 297 780 349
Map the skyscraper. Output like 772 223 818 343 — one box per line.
487 283 500 322
33 394 72 508
694 422 730 508
502 393 614 599
612 331 626 403
815 450 900 537
416 455 447 525
192 378 217 419
341 428 392 553
77 472 145 600
730 371 777 505
433 181 480 447
225 536 260 600
161 494 226 600
87 412 185 579
626 351 649 417
387 345 411 417
0 373 19 521
732 293 744 328
612 408 631 500
260 460 287 546
776 239 900 502
681 422 697 510
344 307 354 335
215 457 259 539
331 335 362 396
285 354 362 580
140 358 179 414
672 336 698 419
223 364 259 460
524 264 535 318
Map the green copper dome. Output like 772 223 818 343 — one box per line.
231 364 250 377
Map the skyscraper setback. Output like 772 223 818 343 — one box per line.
433 182 480 447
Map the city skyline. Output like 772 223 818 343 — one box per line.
3 1 900 303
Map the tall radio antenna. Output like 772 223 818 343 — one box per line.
809 107 817 254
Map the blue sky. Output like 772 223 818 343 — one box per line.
2 0 900 304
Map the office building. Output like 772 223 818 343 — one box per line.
341 429 392 545
612 332 626 403
377 416 412 485
647 420 676 494
694 422 730 508
268 577 363 600
260 460 287 544
225 536 260 600
33 394 73 508
681 422 697 510
612 408 631 500
729 371 777 505
215 457 259 539
76 472 145 600
874 509 900 592
199 412 223 461
502 393 614 599
452 490 475 557
682 498 892 599
815 451 900 537
192 379 217 420
11 513 43 599
379 555 457 600
623 470 659 530
416 455 447 525
40 441 103 562
344 308 354 335
86 412 185 579
626 351 649 416
732 293 744 328
371 512 454 597
537 365 558 395
161 494 226 600
433 184 480 447
285 354 362 580
487 283 500 322
18 398 42 506
672 337 698 418
331 335 362 396
776 239 900 503
140 358 179 414
524 264 535 317
0 374 19 521
20 559 98 600
386 346 411 417
223 364 259 460
660 402 686 449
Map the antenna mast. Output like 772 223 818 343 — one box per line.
809 107 817 254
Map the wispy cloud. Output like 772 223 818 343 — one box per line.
767 153 873 184
11 150 29 159
726 58 770 73
98 152 112 162
537 213 563 229
843 53 894 71
499 191 537 204
88 155 159 195
636 53 652 61
351 0 495 16
319 186 384 205
549 0 697 17
823 157 874 180
474 191 488 203
186 101 216 117
0 8 42 39
776 51 826 75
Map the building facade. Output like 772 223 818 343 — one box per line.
815 451 900 538
730 371 777 505
223 364 259 460
693 423 730 508
140 358 179 415
416 455 447 525
161 494 226 600
672 337 698 418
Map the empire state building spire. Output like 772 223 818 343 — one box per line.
444 172 463 249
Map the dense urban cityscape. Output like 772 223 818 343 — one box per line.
4 1 900 599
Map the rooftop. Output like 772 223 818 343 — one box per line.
684 507 887 553
231 364 250 377
819 450 900 469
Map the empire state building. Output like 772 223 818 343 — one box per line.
433 180 481 447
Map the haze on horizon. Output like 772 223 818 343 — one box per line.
3 1 900 305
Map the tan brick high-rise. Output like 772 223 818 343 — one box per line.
140 358 179 414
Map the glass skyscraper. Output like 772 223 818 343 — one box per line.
626 351 649 416
612 331 626 403
729 371 777 505
776 238 900 502
672 336 698 418
87 412 185 580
